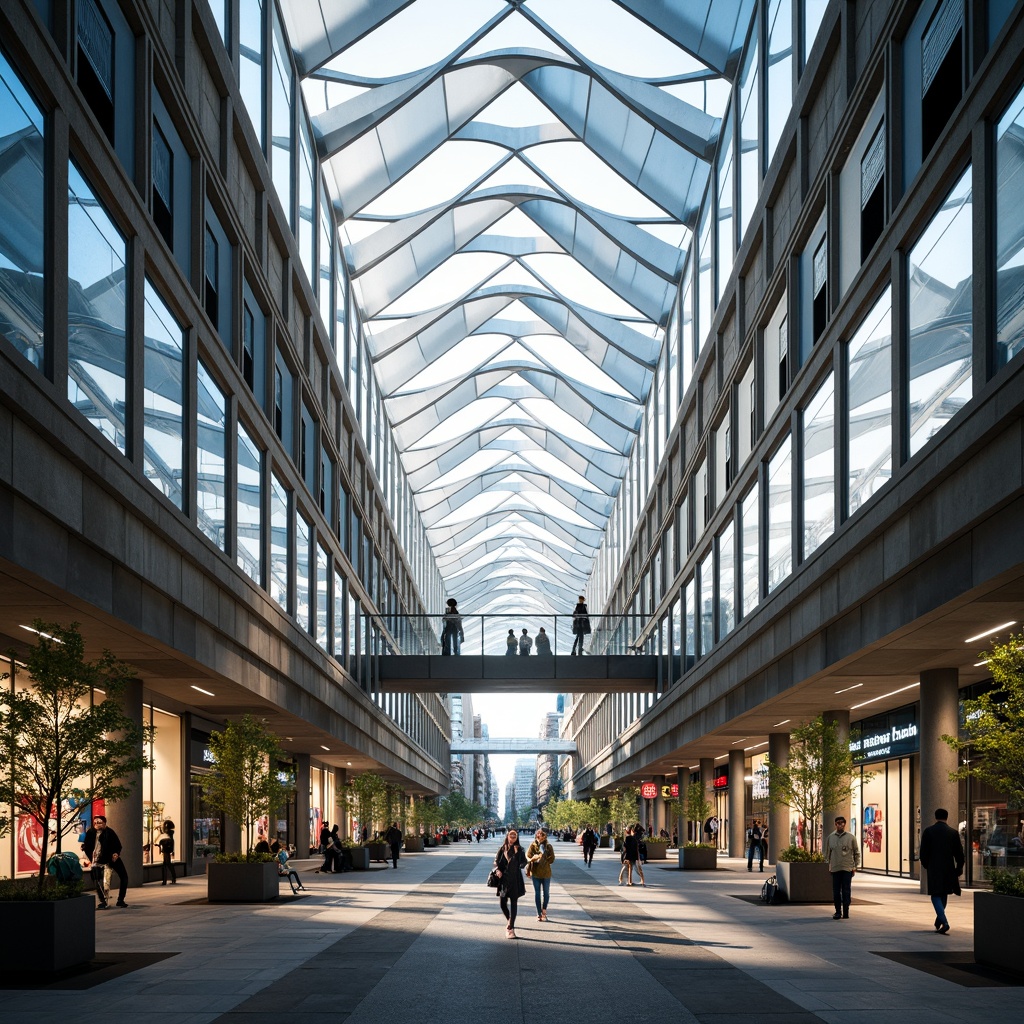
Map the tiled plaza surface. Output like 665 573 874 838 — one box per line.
2 840 1018 1024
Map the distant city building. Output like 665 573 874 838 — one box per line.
535 712 562 809
513 757 536 822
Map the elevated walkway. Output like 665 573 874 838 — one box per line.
377 654 661 692
450 737 576 754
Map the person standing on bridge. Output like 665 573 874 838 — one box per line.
519 628 533 656
505 629 517 655
535 627 552 656
494 828 527 939
571 595 591 655
441 598 463 655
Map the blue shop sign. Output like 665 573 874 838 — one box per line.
849 704 919 764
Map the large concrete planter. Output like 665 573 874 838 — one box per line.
974 891 1024 975
679 846 717 870
403 837 424 853
207 862 280 902
348 846 370 870
613 837 622 853
645 842 669 860
0 895 95 973
367 842 389 863
599 835 610 848
776 861 832 903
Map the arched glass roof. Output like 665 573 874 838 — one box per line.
284 0 754 617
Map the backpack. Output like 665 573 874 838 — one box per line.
47 852 84 883
760 874 779 904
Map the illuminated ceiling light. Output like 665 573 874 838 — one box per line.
731 737 747 744
321 745 330 751
19 624 61 642
688 765 698 770
772 720 790 728
347 761 353 766
964 621 1016 643
850 683 919 711
834 683 863 694
715 754 727 761
974 659 989 668
744 742 768 751
191 685 215 697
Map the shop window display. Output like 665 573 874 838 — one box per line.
141 705 182 864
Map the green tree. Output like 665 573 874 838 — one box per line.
0 621 150 889
943 629 1024 805
198 714 291 857
765 714 861 853
684 781 712 844
608 787 639 835
439 790 485 829
346 771 386 839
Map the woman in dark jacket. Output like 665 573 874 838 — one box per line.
493 828 527 938
571 596 591 655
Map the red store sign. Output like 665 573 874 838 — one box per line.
640 782 658 800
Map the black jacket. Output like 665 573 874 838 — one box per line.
83 826 122 864
494 842 526 899
919 820 965 896
572 602 591 635
385 826 402 847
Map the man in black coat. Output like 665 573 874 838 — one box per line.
83 815 129 908
918 807 965 934
384 822 403 868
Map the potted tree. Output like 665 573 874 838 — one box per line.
199 715 291 901
679 781 717 870
345 772 386 868
943 630 1024 975
0 621 149 972
766 715 861 903
608 787 639 853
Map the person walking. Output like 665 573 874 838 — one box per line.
84 815 129 908
526 828 556 921
505 629 517 655
918 807 965 934
747 819 765 872
384 821 403 869
534 627 552 656
441 598 463 655
824 815 859 919
493 828 527 938
518 628 532 656
619 826 644 886
158 822 177 885
570 595 591 655
319 822 331 853
703 815 719 846
581 825 598 867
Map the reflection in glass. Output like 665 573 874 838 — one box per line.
699 548 714 655
717 112 734 300
142 281 185 509
767 0 792 167
767 434 792 592
805 0 829 62
271 7 292 216
739 35 759 241
195 359 226 543
847 286 892 516
298 116 315 282
717 521 735 638
740 483 759 618
237 422 262 583
995 85 1024 367
67 161 127 454
333 570 345 661
318 183 333 333
802 371 834 558
697 200 712 352
907 167 972 457
296 514 311 632
316 542 329 649
684 576 695 668
270 474 289 611
0 50 46 367
239 0 263 148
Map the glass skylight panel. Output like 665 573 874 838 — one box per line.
412 397 511 448
462 12 575 62
661 79 733 118
378 252 509 315
636 222 692 248
518 399 617 450
472 81 563 128
520 336 634 398
522 253 648 318
472 157 554 195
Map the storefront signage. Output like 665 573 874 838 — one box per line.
849 705 919 764
660 784 679 799
640 782 658 800
752 761 770 801
713 767 729 789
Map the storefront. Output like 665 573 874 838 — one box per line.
849 704 918 878
310 763 336 854
712 765 729 850
141 703 183 865
189 728 222 866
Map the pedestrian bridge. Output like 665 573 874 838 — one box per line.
450 738 577 754
378 654 663 693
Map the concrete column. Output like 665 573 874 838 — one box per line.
919 668 959 893
106 679 143 888
676 767 686 843
699 758 715 843
768 731 790 862
294 753 311 856
335 767 348 839
823 710 851 847
639 792 648 832
728 749 746 857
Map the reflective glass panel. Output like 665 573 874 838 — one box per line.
767 434 792 592
318 183 333 332
995 85 1024 367
684 576 695 668
237 422 262 582
270 474 289 611
717 112 734 300
271 8 292 214
907 166 972 457
847 286 892 516
717 520 735 638
739 34 759 240
767 0 792 167
740 482 759 618
238 0 263 147
193 359 227 548
802 371 834 558
144 281 185 510
333 570 345 661
316 541 329 649
67 160 127 453
296 513 311 632
0 49 45 367
697 200 712 352
298 116 314 282
699 548 714 655
805 0 828 62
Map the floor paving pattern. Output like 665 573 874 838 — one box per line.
1 841 1018 1024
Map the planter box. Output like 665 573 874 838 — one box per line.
974 891 1024 975
348 846 370 870
207 862 279 902
645 843 669 860
367 842 389 862
0 895 95 973
403 837 424 853
613 837 622 853
679 846 717 870
599 835 610 849
776 861 832 903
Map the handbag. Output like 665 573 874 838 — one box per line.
525 862 533 877
760 874 779 904
486 868 500 888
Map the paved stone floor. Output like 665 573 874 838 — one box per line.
2 840 1018 1023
